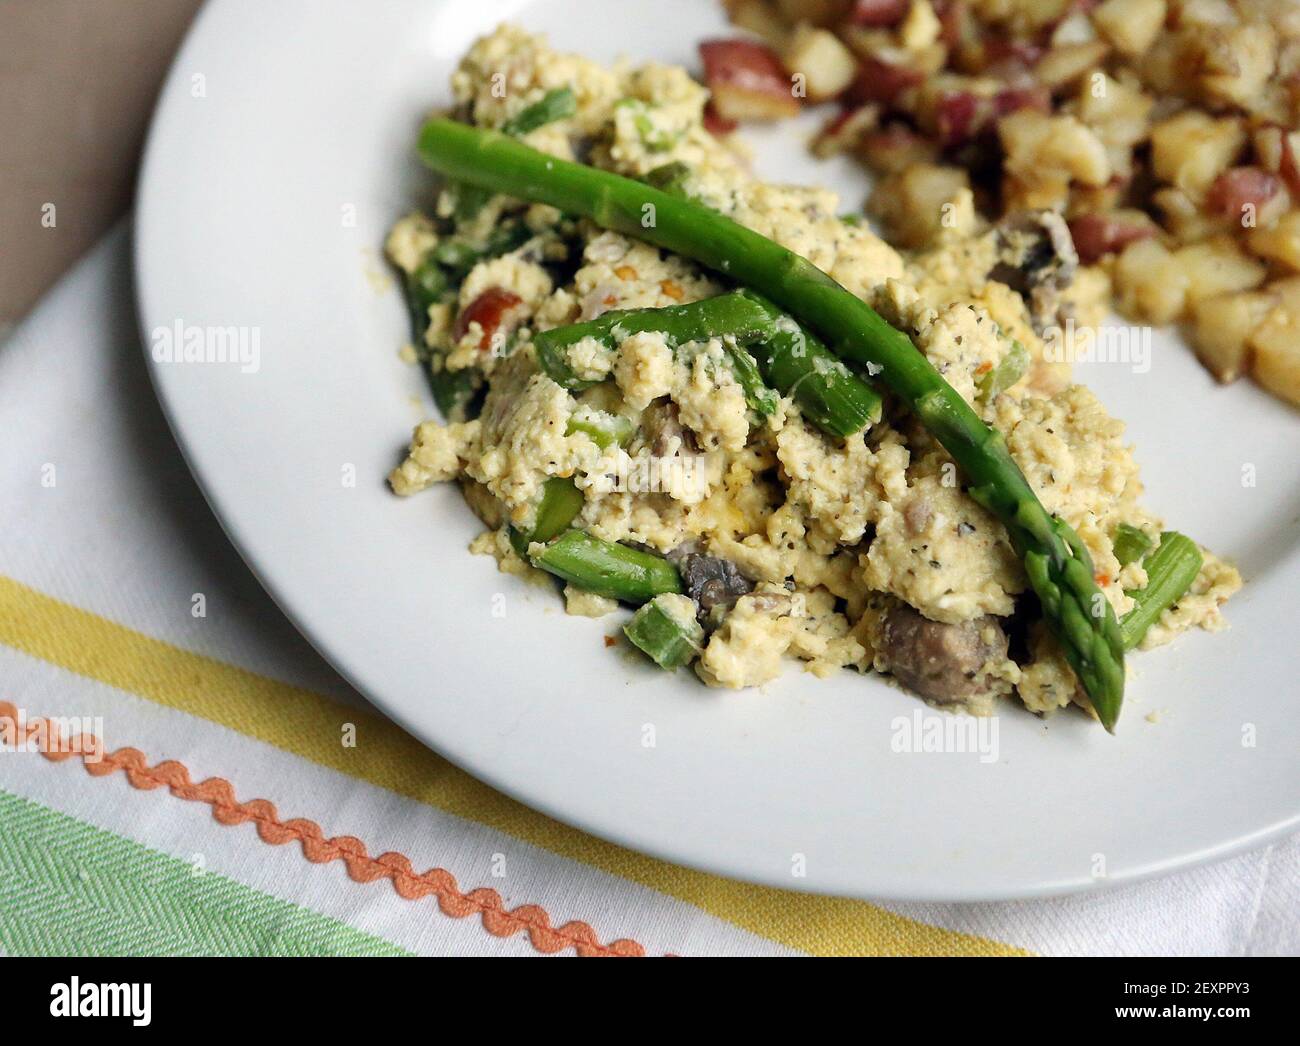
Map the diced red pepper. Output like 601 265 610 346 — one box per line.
453 287 525 352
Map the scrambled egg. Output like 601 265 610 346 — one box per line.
386 25 1240 716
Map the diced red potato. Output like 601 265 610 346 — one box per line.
934 90 983 148
844 56 925 106
700 38 800 122
1067 213 1156 263
859 121 940 173
453 288 526 352
934 0 975 49
783 25 860 101
703 102 739 136
981 38 1046 75
849 0 909 26
994 84 1052 117
812 103 880 157
1206 167 1284 224
776 0 853 26
1282 132 1300 197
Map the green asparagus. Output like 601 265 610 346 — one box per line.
451 182 494 224
625 594 705 669
534 291 775 390
643 162 694 198
416 118 1127 729
531 530 682 604
536 290 879 437
1112 523 1155 568
508 476 585 557
566 410 635 449
401 255 479 420
433 219 532 280
1120 532 1203 651
502 87 577 137
740 291 883 438
977 338 1030 403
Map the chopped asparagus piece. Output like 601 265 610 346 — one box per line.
644 162 694 198
978 339 1030 403
566 411 635 449
624 594 705 669
508 477 584 557
1112 523 1155 568
502 87 577 137
531 531 682 604
1120 532 1203 650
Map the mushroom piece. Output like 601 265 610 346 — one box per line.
668 546 754 620
878 603 1009 706
989 210 1079 333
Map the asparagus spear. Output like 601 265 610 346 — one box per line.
536 290 880 437
740 291 883 438
416 118 1126 729
534 291 775 390
1120 532 1203 651
531 530 682 603
625 594 705 669
720 342 780 417
402 255 480 420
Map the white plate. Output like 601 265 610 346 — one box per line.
135 0 1300 901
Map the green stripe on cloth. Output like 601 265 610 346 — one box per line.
0 789 410 956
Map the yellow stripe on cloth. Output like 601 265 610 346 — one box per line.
0 575 1023 956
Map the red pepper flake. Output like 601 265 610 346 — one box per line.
1095 573 1111 587
603 635 618 648
975 361 993 375
660 279 684 300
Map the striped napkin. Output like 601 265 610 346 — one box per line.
1 222 1295 957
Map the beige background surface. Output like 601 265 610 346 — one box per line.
0 0 203 329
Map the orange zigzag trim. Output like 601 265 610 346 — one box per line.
0 701 646 957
